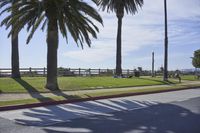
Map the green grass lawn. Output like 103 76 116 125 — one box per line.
0 76 177 93
0 76 200 107
181 75 200 81
1 82 200 107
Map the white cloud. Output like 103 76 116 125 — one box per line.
1 0 199 69
63 41 115 63
62 0 200 69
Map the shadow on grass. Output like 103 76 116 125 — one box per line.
13 78 39 93
50 89 79 100
139 77 175 85
13 78 53 102
13 78 79 102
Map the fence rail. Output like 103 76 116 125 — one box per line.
0 67 154 77
0 67 199 78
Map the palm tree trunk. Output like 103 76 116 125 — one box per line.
11 33 20 78
163 0 168 81
11 1 20 78
45 19 59 90
116 17 123 76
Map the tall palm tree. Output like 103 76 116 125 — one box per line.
163 0 168 81
96 0 143 77
0 0 21 78
0 0 102 90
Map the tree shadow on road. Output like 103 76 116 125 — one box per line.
11 96 200 133
44 98 200 133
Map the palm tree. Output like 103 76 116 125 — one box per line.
163 0 168 81
96 0 143 77
0 0 21 78
0 0 102 90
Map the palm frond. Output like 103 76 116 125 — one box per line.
97 0 143 14
0 0 103 48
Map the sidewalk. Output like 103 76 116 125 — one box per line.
0 80 199 101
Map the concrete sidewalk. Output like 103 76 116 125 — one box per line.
0 80 199 101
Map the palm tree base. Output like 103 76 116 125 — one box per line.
11 74 21 79
163 77 168 81
113 75 124 78
45 83 59 90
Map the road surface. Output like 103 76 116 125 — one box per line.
0 88 200 133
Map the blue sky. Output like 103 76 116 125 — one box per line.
0 0 200 70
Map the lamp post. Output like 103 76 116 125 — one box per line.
152 51 155 77
163 0 168 81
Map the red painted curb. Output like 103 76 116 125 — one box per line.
0 86 199 112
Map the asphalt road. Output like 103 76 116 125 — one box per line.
0 88 200 133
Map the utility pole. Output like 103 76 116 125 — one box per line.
163 0 168 81
152 51 155 77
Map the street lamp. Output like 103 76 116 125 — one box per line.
163 0 168 81
152 51 155 77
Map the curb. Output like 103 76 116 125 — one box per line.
0 86 199 112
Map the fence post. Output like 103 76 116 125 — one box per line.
43 67 46 77
79 68 81 76
127 69 129 76
89 68 91 76
99 68 101 76
68 68 71 76
29 67 32 77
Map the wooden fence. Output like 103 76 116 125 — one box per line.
0 67 153 77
